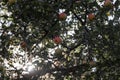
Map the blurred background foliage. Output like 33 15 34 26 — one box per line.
0 0 120 80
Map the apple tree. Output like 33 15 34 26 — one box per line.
0 0 120 80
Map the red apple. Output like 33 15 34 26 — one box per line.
20 41 27 48
104 0 112 7
53 36 62 44
58 12 67 21
88 13 95 21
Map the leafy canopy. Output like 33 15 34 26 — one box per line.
0 0 120 80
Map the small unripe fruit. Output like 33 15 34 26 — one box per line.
20 41 27 48
88 13 95 21
55 48 63 54
53 36 62 44
106 12 110 16
58 12 67 21
54 48 63 58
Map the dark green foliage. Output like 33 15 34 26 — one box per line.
0 0 120 80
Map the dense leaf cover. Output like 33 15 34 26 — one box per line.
0 0 120 80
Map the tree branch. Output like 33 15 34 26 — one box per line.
71 10 85 26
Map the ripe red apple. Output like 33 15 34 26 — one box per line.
20 41 27 48
53 36 62 44
88 13 95 21
58 12 67 21
104 0 112 7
